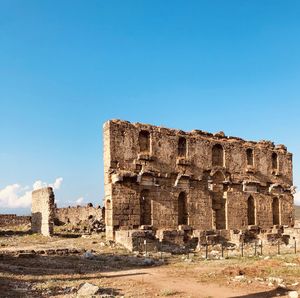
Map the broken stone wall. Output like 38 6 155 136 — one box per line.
0 214 31 227
31 187 55 236
103 119 294 240
54 204 104 225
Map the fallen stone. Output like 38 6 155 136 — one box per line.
233 275 246 282
83 251 94 260
77 283 99 297
284 262 297 267
143 258 155 266
288 291 299 298
267 277 283 284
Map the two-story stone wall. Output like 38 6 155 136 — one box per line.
103 119 294 240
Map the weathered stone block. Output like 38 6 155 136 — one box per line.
31 187 55 236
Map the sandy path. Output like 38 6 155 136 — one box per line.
102 267 257 298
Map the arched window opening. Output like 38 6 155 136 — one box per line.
247 196 255 225
212 144 224 167
140 189 151 226
139 130 150 153
246 148 254 166
178 137 187 157
272 152 278 170
272 197 280 225
178 192 188 225
212 171 225 184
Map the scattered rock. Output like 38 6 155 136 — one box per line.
77 283 100 297
233 275 246 282
288 291 299 298
285 262 297 267
267 277 283 284
143 258 155 266
83 251 95 260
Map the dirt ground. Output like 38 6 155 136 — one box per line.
0 230 300 298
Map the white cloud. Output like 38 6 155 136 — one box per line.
33 177 63 191
0 178 63 209
75 197 84 205
0 184 31 208
294 192 300 206
51 177 63 190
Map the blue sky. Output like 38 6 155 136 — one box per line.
0 1 300 214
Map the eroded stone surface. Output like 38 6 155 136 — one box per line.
31 187 55 236
103 119 294 242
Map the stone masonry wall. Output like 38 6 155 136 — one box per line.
0 215 31 227
54 204 104 225
103 119 294 240
31 187 55 236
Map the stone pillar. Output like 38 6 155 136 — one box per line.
31 187 55 236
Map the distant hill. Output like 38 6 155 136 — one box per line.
295 205 300 220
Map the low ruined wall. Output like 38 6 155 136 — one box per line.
54 204 104 225
0 214 31 227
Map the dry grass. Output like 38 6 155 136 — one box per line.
1 232 300 297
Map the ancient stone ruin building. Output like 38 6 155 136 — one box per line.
31 187 55 236
103 119 294 247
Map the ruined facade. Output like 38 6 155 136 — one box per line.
31 187 55 236
104 120 294 241
54 204 104 225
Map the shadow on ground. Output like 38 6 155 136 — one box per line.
0 252 160 297
230 286 292 298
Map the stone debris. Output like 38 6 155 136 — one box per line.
82 251 95 260
59 217 106 234
284 262 297 267
267 277 284 284
77 283 100 297
288 291 299 298
233 275 246 282
142 258 155 266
